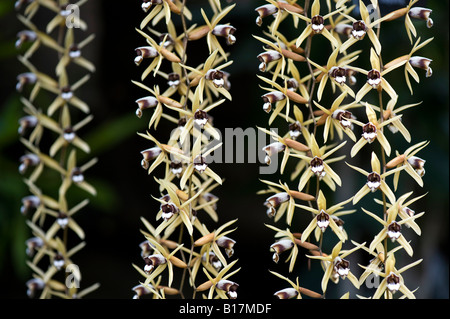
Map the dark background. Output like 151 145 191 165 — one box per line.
0 0 448 299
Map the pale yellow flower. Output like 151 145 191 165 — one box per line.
295 190 355 243
347 151 404 205
307 240 365 293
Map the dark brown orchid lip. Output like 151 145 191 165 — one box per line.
205 69 225 88
352 20 367 39
144 254 167 273
329 67 347 84
386 272 401 293
332 110 353 129
289 121 302 138
159 33 174 48
216 280 239 299
310 156 325 176
362 122 377 143
311 15 324 33
63 127 76 142
57 211 69 228
193 155 208 172
71 167 84 183
367 69 381 87
61 86 73 100
334 257 350 278
194 109 209 127
316 210 330 231
387 221 402 240
367 172 381 191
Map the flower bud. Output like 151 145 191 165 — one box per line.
261 91 286 113
274 287 298 299
262 142 285 165
257 50 282 72
16 72 37 92
334 24 353 38
134 46 159 66
135 96 158 118
19 153 40 174
212 25 236 45
216 236 236 258
216 279 239 299
409 56 432 77
407 156 426 177
132 284 152 299
143 254 167 274
140 147 162 169
16 30 37 49
270 239 294 263
408 7 433 28
255 4 278 26
26 278 45 298
25 237 44 257
18 115 38 135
